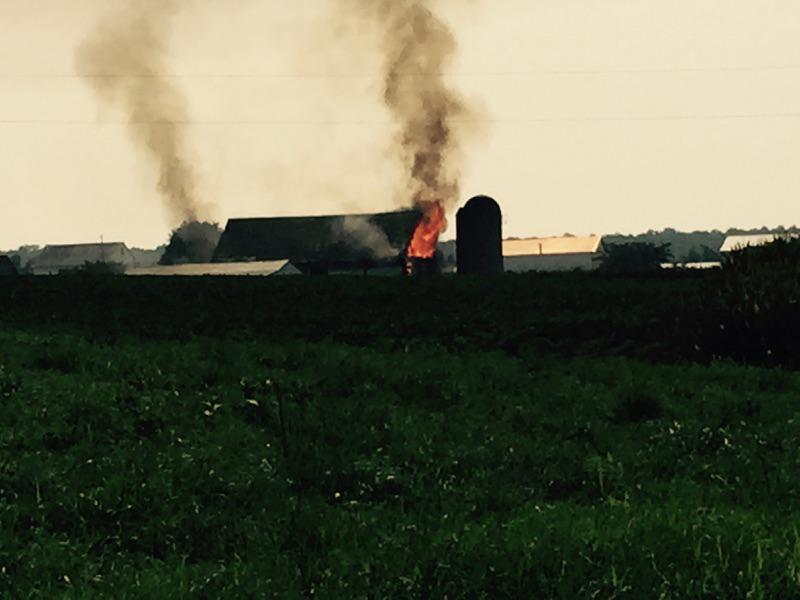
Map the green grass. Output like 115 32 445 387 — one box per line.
1 309 800 597
1 273 799 597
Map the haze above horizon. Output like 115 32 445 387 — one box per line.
2 0 800 249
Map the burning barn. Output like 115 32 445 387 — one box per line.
28 242 137 275
212 210 425 275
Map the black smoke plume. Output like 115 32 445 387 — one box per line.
75 0 212 225
341 1 477 213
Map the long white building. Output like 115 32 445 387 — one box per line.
720 233 798 253
503 235 603 272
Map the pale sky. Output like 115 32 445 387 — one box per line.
2 0 800 249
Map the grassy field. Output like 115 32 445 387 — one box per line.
1 273 800 598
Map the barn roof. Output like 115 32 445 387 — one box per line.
212 210 422 268
0 255 17 276
29 242 136 272
720 234 799 253
503 235 602 257
127 260 300 277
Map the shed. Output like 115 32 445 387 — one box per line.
212 210 422 274
29 242 137 275
127 260 300 277
504 235 603 272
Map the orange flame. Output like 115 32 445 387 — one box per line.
407 201 446 259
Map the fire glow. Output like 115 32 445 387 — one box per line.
407 201 446 259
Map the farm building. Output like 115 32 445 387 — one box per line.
28 242 137 275
213 210 422 274
720 233 798 253
0 255 18 276
127 260 300 277
503 235 603 272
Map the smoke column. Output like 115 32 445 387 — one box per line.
75 0 209 225
387 2 465 213
340 1 477 257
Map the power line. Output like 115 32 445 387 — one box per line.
3 113 800 125
3 65 800 79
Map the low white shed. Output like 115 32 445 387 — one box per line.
503 236 603 272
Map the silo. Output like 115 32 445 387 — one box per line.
456 196 503 274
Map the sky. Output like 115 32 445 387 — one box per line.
2 0 800 249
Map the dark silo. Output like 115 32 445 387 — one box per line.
456 195 503 274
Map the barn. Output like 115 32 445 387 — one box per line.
503 235 603 272
0 255 18 276
28 242 137 275
212 210 422 274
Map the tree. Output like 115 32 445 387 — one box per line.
596 242 672 274
685 248 702 263
699 244 721 262
78 261 125 275
160 222 223 265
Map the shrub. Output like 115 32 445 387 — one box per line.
160 221 222 265
692 236 800 367
77 261 125 275
596 242 672 274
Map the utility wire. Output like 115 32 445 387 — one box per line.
3 65 800 79
3 113 800 125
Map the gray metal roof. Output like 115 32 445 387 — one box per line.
29 242 136 273
127 260 300 277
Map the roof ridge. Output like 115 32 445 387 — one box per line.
226 209 420 222
505 234 600 241
45 242 129 248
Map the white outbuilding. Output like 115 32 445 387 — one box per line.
720 234 798 253
126 260 300 277
503 235 603 272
